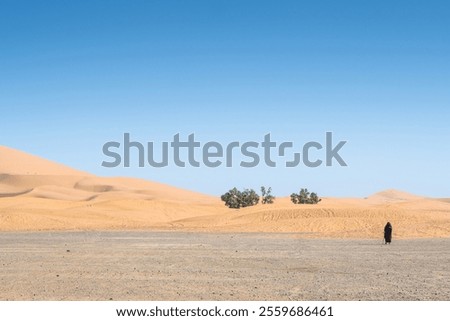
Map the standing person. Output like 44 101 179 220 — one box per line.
384 222 393 244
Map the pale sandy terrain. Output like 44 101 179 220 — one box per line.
0 231 449 301
1 146 450 301
1 145 450 239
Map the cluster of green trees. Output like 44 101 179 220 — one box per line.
220 187 260 209
290 188 321 204
221 187 321 208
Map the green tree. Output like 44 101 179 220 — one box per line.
290 188 321 205
309 192 322 204
290 192 299 204
241 189 260 207
261 186 275 204
221 188 259 208
220 187 242 209
299 188 310 204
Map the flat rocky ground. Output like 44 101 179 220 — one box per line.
0 231 449 300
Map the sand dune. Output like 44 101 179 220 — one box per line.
0 145 449 238
367 189 425 203
171 197 450 238
0 146 89 176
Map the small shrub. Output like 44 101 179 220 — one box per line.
261 186 275 204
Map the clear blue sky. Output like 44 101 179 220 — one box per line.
1 1 449 197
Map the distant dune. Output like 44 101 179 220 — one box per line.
367 189 425 203
0 145 449 238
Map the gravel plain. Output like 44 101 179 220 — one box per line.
0 231 449 301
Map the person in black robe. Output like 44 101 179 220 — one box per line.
384 222 393 244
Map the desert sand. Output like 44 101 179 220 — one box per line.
1 145 450 301
1 145 449 238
